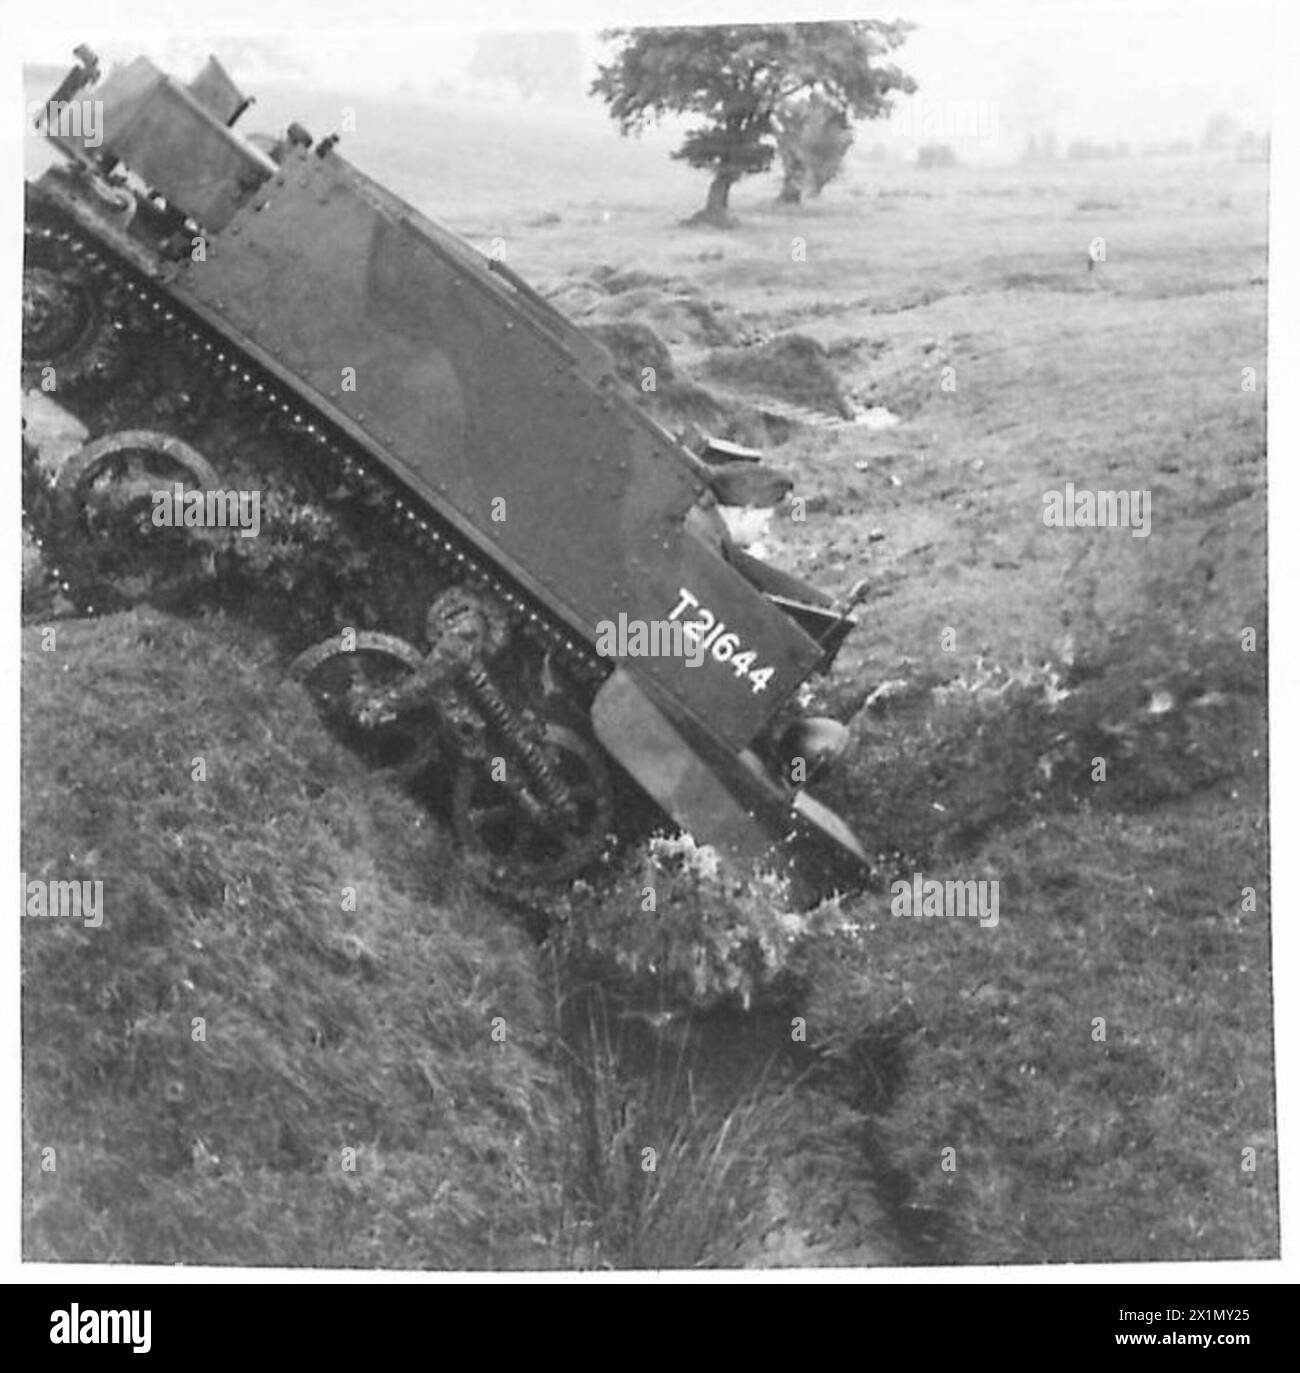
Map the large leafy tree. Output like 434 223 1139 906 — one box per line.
592 22 916 225
774 92 856 203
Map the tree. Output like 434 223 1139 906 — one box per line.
775 92 855 203
591 22 916 227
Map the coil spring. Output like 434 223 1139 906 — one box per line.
463 666 573 815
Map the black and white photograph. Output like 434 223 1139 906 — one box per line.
11 0 1291 1292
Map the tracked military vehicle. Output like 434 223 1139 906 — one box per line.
23 48 870 889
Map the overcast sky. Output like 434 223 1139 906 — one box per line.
23 0 1275 149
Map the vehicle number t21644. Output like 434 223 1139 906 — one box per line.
668 587 775 694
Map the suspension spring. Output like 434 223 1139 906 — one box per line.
462 666 574 816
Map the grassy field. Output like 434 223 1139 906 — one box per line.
22 83 1273 1266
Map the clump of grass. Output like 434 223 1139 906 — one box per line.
584 319 677 385
554 833 861 1013
629 1083 802 1267
550 976 812 1268
586 283 741 347
705 333 853 417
